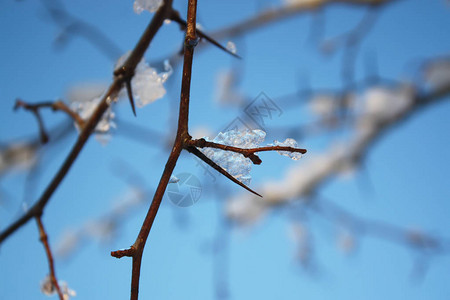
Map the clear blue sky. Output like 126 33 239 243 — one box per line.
1 0 450 299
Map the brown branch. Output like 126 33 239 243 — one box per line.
111 1 196 300
0 0 173 245
188 138 307 165
14 99 85 141
36 216 64 300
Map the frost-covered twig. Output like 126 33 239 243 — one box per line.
188 138 306 165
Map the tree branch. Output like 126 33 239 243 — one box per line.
36 216 64 300
0 0 173 245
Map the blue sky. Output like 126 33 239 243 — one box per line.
1 0 450 299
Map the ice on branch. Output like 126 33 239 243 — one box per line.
41 275 76 300
169 175 179 183
133 0 163 14
116 53 172 107
202 129 266 185
226 41 237 54
272 138 303 160
70 95 116 134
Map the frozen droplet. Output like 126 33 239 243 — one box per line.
272 138 303 160
169 175 179 183
226 41 237 54
40 276 76 300
40 275 55 296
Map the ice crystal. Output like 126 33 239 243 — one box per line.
272 138 303 160
40 275 76 300
169 175 179 183
70 96 116 134
226 41 237 54
116 53 172 108
202 129 266 185
133 0 163 14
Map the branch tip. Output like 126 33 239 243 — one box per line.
111 247 135 258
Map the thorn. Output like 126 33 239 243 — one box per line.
126 80 136 117
170 12 241 59
187 146 262 198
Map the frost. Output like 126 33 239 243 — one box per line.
70 96 116 134
202 129 266 185
133 0 163 14
133 59 172 107
226 41 237 54
116 52 172 108
272 138 303 160
40 275 76 300
169 175 179 183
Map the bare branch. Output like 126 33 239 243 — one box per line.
14 99 85 141
36 216 64 300
0 0 174 245
188 138 307 165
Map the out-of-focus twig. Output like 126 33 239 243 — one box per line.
40 0 123 60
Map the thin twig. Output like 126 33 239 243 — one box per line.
14 99 85 139
188 138 307 165
36 216 64 300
